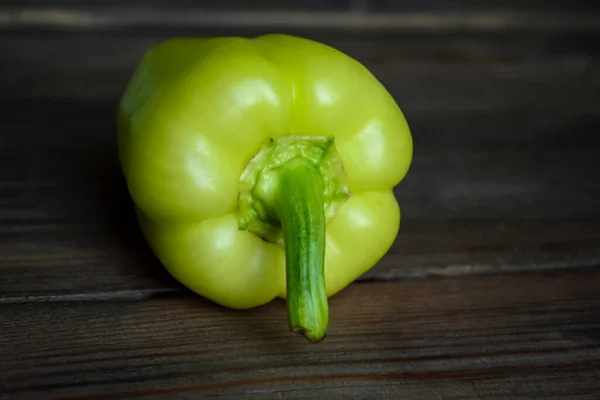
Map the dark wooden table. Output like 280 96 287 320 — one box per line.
1 2 600 398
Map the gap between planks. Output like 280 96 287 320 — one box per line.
2 264 600 305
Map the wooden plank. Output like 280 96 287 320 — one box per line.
0 32 598 300
371 0 600 13
3 0 597 11
1 2 598 34
0 96 598 301
1 101 598 220
2 218 599 302
2 0 597 12
1 36 598 115
1 269 600 398
0 0 350 11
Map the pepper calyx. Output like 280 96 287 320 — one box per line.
238 135 350 244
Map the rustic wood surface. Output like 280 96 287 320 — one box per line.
1 100 599 301
1 0 599 33
1 2 599 397
2 269 600 399
0 30 598 300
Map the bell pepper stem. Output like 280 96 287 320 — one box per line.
273 157 328 342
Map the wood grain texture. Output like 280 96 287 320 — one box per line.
1 269 600 399
0 8 598 399
1 1 598 34
370 0 600 12
0 29 598 301
0 0 350 10
2 103 598 221
2 218 599 302
0 97 598 301
1 35 598 113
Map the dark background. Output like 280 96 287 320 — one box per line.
1 1 599 398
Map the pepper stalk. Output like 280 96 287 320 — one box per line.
274 158 327 341
238 136 350 342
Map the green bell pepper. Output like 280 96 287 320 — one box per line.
118 34 413 342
